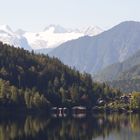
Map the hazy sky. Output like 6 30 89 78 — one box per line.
0 0 140 31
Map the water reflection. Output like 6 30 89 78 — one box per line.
0 114 140 140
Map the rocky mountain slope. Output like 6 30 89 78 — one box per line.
49 21 140 74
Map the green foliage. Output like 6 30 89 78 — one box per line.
131 91 140 110
0 79 49 109
0 42 121 109
110 79 140 93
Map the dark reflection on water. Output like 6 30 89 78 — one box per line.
0 113 140 140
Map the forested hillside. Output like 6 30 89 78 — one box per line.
0 42 121 110
109 64 140 93
94 50 140 82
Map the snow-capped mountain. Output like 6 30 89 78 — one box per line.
23 25 84 50
0 24 103 51
23 25 103 50
43 24 71 33
15 29 26 35
78 26 103 36
0 25 31 50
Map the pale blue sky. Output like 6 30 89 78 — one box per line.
0 0 140 31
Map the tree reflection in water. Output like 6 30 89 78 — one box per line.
0 114 140 140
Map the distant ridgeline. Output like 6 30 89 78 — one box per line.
0 42 122 111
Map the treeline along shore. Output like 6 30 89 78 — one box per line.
0 42 140 115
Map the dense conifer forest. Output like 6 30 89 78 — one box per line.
0 42 121 111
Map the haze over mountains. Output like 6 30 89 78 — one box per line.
94 50 140 92
108 64 140 93
49 21 140 74
0 24 103 51
94 50 140 82
1 21 140 86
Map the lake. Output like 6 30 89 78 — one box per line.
0 113 140 140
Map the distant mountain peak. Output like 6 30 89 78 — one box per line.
119 20 140 25
78 26 103 36
49 21 140 75
0 24 13 34
43 24 103 35
0 23 103 51
0 25 13 35
15 29 26 35
44 24 69 33
109 21 140 32
0 24 31 50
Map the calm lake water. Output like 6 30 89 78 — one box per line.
0 113 140 140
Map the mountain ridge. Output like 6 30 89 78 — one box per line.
49 21 140 74
108 63 140 92
0 24 103 50
94 49 140 82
